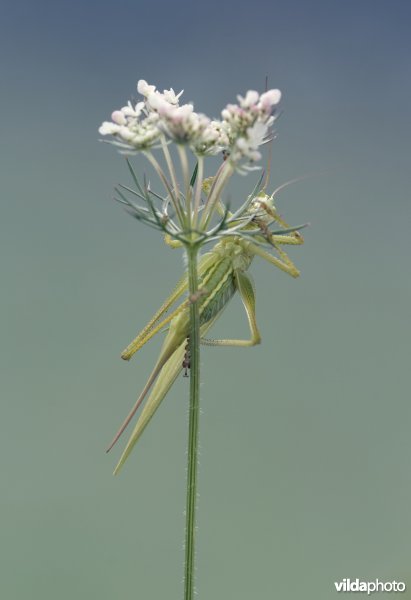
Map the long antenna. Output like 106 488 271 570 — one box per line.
262 75 273 191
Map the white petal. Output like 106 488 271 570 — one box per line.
111 110 127 125
99 121 120 135
238 90 259 108
260 89 281 107
135 101 145 114
247 121 268 146
137 79 156 96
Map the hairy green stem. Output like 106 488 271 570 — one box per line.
184 243 201 600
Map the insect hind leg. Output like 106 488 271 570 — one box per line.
200 270 261 348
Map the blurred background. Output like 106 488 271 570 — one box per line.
1 0 410 598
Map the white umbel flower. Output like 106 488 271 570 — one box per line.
99 107 161 152
221 88 281 168
230 121 270 163
99 81 281 163
192 119 230 156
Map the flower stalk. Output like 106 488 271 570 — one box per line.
161 136 181 205
184 242 201 600
192 156 204 228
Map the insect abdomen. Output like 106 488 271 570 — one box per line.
200 271 236 325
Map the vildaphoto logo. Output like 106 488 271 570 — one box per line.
334 579 406 594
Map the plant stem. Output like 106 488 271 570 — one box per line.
177 145 192 225
161 136 181 206
184 243 201 600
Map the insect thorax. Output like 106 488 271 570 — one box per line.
211 237 253 272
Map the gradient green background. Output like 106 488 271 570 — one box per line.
1 1 410 598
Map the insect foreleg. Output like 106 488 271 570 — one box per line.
248 241 300 278
200 270 261 348
164 234 184 248
270 231 304 246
